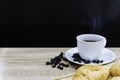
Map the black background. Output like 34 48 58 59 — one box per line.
0 0 120 47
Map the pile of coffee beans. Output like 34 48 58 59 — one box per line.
72 53 104 64
45 52 69 70
46 52 104 70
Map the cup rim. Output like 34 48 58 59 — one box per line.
76 34 106 43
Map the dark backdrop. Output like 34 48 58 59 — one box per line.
0 0 120 47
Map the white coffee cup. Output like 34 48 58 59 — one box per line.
76 34 106 61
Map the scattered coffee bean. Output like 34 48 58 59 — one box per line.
84 60 91 64
52 64 56 68
92 60 96 63
92 59 104 64
96 60 100 63
59 52 64 58
57 65 60 69
72 53 104 64
54 62 58 65
50 58 55 64
62 63 66 66
63 57 68 62
54 56 61 62
59 63 65 66
64 64 69 67
46 51 105 70
72 53 86 63
78 60 82 63
59 67 63 70
73 58 77 62
46 61 50 65
100 60 103 63
46 52 70 70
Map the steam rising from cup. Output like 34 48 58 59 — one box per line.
79 0 120 33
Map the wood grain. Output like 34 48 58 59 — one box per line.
0 48 119 80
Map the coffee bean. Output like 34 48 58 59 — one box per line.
64 64 69 67
59 67 63 70
57 66 60 69
92 59 104 64
63 57 68 62
100 60 103 63
92 60 96 63
46 61 50 65
72 53 87 63
54 56 61 61
59 52 64 58
84 60 90 64
52 65 56 68
96 60 100 63
73 53 79 58
78 60 82 63
59 63 64 66
73 58 77 61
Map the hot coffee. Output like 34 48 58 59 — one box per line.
76 34 107 60
83 40 97 42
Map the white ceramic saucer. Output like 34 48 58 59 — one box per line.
65 47 116 65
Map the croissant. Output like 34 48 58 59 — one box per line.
72 65 110 80
110 63 120 77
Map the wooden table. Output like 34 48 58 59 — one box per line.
0 48 120 80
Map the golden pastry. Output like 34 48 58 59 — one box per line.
110 63 120 77
72 65 110 80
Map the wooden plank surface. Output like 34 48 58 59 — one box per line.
0 48 119 80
